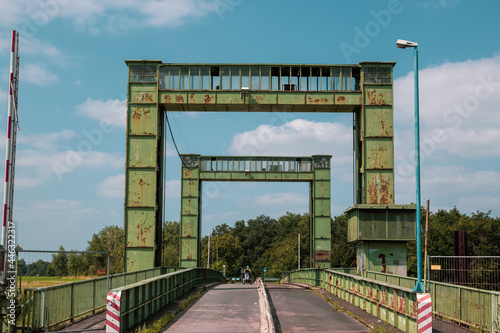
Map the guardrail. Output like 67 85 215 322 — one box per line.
20 266 184 332
281 268 420 332
106 267 226 333
365 270 500 331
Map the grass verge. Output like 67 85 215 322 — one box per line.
134 290 204 333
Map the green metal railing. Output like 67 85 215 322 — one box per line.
19 267 184 332
281 268 419 332
111 267 226 333
365 270 500 331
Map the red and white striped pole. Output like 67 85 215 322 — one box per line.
1 30 19 285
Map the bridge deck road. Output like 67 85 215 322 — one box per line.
267 284 371 333
164 283 260 333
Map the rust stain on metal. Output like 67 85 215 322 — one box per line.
204 94 212 103
189 93 195 103
372 288 377 301
164 94 172 103
389 294 394 309
380 117 392 136
378 253 387 273
175 94 184 103
366 89 387 105
368 176 390 204
254 96 266 103
184 221 192 238
336 96 346 104
315 250 329 263
132 108 142 120
381 291 387 306
369 147 388 169
136 223 149 246
409 301 418 318
308 96 329 104
397 295 406 314
366 286 371 298
134 93 154 103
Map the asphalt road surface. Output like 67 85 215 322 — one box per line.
267 284 371 333
164 283 260 333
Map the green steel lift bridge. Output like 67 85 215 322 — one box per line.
124 61 416 274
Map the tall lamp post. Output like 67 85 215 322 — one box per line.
396 39 425 293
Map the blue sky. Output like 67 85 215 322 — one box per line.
0 0 499 251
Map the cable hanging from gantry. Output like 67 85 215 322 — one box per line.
165 111 191 169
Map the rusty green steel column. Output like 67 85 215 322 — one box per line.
357 62 396 205
179 155 201 268
124 60 163 272
311 156 331 268
349 63 416 276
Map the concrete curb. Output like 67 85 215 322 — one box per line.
256 278 275 333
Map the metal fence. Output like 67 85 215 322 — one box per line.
110 267 226 333
428 256 500 292
19 266 184 332
368 267 500 332
281 268 419 333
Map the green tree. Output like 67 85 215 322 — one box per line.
68 251 84 277
201 233 244 277
261 213 311 277
25 259 50 276
86 225 124 274
331 214 356 268
162 221 180 267
52 245 68 276
239 215 278 272
17 258 27 276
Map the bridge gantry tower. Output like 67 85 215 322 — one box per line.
123 61 416 274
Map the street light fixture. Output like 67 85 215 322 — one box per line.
396 38 425 293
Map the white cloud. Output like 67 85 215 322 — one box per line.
22 38 73 68
396 165 500 206
394 55 500 159
18 130 77 150
165 179 181 199
21 63 58 86
228 119 353 166
15 177 43 189
18 149 123 179
255 193 308 208
98 174 124 198
457 195 500 216
0 0 235 32
76 98 126 128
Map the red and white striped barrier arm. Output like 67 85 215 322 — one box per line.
417 294 432 333
106 291 122 333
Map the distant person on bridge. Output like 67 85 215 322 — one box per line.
243 266 252 284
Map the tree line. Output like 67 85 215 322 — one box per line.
17 225 124 277
17 208 500 278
